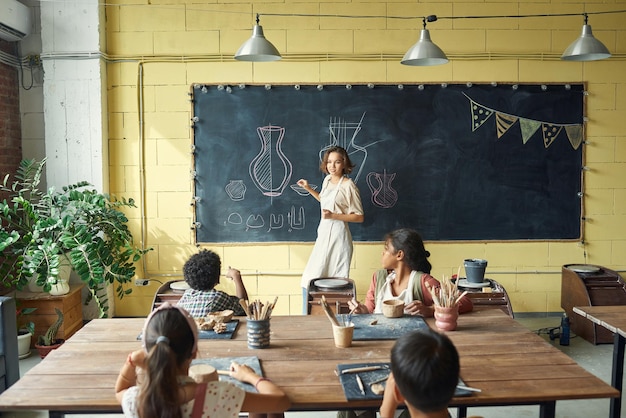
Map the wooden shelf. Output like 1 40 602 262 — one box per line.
15 284 84 347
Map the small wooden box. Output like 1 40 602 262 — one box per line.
16 284 84 347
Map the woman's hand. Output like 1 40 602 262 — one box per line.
297 179 310 189
347 299 368 314
404 300 434 317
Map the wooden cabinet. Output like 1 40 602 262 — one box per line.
307 279 355 315
561 264 626 344
459 279 514 318
16 284 84 347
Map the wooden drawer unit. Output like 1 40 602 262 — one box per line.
458 279 514 318
16 284 84 347
561 264 626 344
308 278 355 315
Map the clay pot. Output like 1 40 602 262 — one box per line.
189 364 219 383
35 339 65 359
382 299 404 318
207 309 234 323
434 305 459 331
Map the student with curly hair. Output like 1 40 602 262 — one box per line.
115 303 290 418
176 249 248 318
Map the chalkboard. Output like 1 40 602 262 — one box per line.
192 83 584 243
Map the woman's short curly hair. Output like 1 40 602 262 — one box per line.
183 249 221 291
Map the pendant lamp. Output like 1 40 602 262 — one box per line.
235 14 282 62
561 14 611 62
401 16 448 66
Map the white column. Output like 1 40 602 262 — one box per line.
40 0 110 318
40 0 107 191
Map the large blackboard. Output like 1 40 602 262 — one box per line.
192 83 584 243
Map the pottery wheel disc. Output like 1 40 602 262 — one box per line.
314 278 349 289
568 265 600 273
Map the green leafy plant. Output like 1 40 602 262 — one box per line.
38 308 63 346
0 158 151 317
16 306 37 335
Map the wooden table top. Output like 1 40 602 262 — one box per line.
573 305 626 338
0 309 618 414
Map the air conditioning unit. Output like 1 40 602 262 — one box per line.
0 0 32 42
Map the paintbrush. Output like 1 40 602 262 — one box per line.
321 295 340 326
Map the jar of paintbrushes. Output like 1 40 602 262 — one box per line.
427 274 468 332
240 297 278 349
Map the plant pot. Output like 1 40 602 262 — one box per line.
17 331 32 359
35 339 65 359
27 254 72 295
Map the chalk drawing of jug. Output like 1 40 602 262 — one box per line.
367 169 398 208
249 125 293 197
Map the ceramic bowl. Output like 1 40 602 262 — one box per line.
207 309 234 323
382 300 404 318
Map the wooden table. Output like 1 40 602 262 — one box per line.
0 309 618 418
573 305 626 418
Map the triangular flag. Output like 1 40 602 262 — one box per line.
495 113 518 138
565 125 583 150
542 123 563 148
470 100 494 132
519 118 541 144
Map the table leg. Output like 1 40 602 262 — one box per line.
49 412 65 418
538 401 555 418
609 332 625 418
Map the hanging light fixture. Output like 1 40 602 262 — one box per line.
401 15 448 66
561 13 611 62
234 14 282 62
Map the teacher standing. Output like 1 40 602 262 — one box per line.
297 146 364 314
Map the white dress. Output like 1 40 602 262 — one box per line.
301 175 363 288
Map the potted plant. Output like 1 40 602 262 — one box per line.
0 158 151 317
34 308 64 358
16 305 36 359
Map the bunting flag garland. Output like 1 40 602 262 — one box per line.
565 125 584 150
542 124 563 148
464 93 583 150
496 113 518 138
519 119 542 144
470 101 493 131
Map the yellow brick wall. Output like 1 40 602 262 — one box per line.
105 1 626 317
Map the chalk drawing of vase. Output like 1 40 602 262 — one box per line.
249 125 293 197
225 180 246 201
321 113 368 184
367 169 398 208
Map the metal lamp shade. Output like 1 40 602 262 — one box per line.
234 25 281 62
561 24 611 61
401 29 449 66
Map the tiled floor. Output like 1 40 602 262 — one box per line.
5 315 625 418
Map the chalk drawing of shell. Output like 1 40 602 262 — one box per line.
225 180 246 201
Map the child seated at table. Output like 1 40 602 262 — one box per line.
115 302 290 418
380 329 460 418
348 228 473 317
177 249 248 317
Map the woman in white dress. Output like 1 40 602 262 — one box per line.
297 146 364 313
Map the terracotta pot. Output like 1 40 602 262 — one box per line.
434 305 459 331
35 339 65 359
